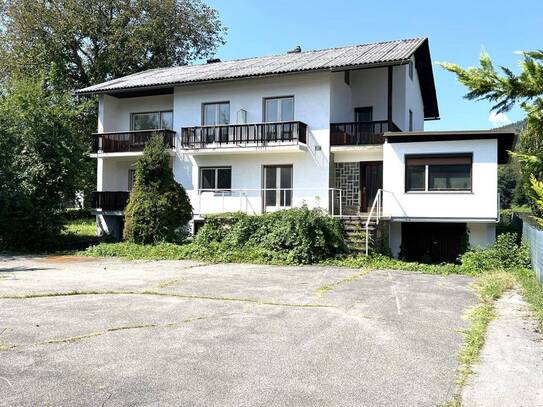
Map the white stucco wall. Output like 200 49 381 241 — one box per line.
405 57 425 131
382 138 499 220
468 223 496 248
98 157 137 191
99 94 174 132
172 73 331 212
329 66 411 130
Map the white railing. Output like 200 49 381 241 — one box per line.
365 189 383 256
195 188 343 217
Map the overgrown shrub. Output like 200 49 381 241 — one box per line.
195 208 346 264
123 135 192 244
460 233 531 274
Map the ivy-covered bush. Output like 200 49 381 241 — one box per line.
123 135 192 244
460 233 531 273
195 208 346 264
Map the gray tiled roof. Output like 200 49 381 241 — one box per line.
76 38 427 95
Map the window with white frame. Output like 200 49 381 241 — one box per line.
199 167 232 191
131 111 173 130
405 154 472 192
264 96 294 122
202 102 230 125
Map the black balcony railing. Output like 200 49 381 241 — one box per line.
181 121 307 149
330 121 401 146
92 129 176 153
92 191 129 211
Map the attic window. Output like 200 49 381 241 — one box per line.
408 60 414 80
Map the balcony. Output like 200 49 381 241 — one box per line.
92 129 176 153
92 191 129 212
181 121 307 150
330 121 401 146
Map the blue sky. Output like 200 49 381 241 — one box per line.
206 0 542 130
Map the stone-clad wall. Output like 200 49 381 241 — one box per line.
335 162 359 211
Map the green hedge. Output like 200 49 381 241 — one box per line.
195 208 347 264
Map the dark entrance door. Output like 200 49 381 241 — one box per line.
360 161 383 212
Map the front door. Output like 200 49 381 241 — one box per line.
360 161 383 213
263 165 293 212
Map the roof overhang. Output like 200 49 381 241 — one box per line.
384 130 517 164
75 38 440 119
413 38 440 120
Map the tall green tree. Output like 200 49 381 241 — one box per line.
123 135 192 244
441 52 543 216
0 0 226 89
0 78 93 250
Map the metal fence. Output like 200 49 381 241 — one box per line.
522 217 543 284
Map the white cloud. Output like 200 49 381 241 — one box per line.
489 112 512 128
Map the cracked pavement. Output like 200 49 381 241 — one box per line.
0 255 477 406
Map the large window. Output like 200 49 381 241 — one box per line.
202 102 230 143
264 96 294 122
405 154 472 192
131 111 173 130
202 102 230 125
199 167 232 191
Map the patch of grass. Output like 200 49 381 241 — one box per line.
157 278 180 289
62 218 96 237
445 271 516 405
81 241 294 265
324 254 462 276
512 267 543 331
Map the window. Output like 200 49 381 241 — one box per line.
355 106 373 122
202 102 230 125
408 60 414 80
409 110 413 131
128 169 136 191
263 165 293 208
264 97 294 122
199 167 231 191
405 154 472 192
202 102 230 143
131 111 173 130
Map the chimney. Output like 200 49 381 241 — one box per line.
206 58 221 64
287 46 302 54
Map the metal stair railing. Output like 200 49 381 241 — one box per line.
364 189 383 256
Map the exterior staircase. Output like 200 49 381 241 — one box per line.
343 215 380 254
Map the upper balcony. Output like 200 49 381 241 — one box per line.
92 129 176 155
330 120 401 147
180 121 308 154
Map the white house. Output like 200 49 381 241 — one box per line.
77 38 515 262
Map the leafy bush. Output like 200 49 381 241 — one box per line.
460 233 531 274
123 135 192 244
195 208 346 264
0 78 93 251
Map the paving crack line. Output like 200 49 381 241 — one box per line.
315 268 371 297
0 290 335 310
2 311 247 352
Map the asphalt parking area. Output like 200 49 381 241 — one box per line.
0 255 476 406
